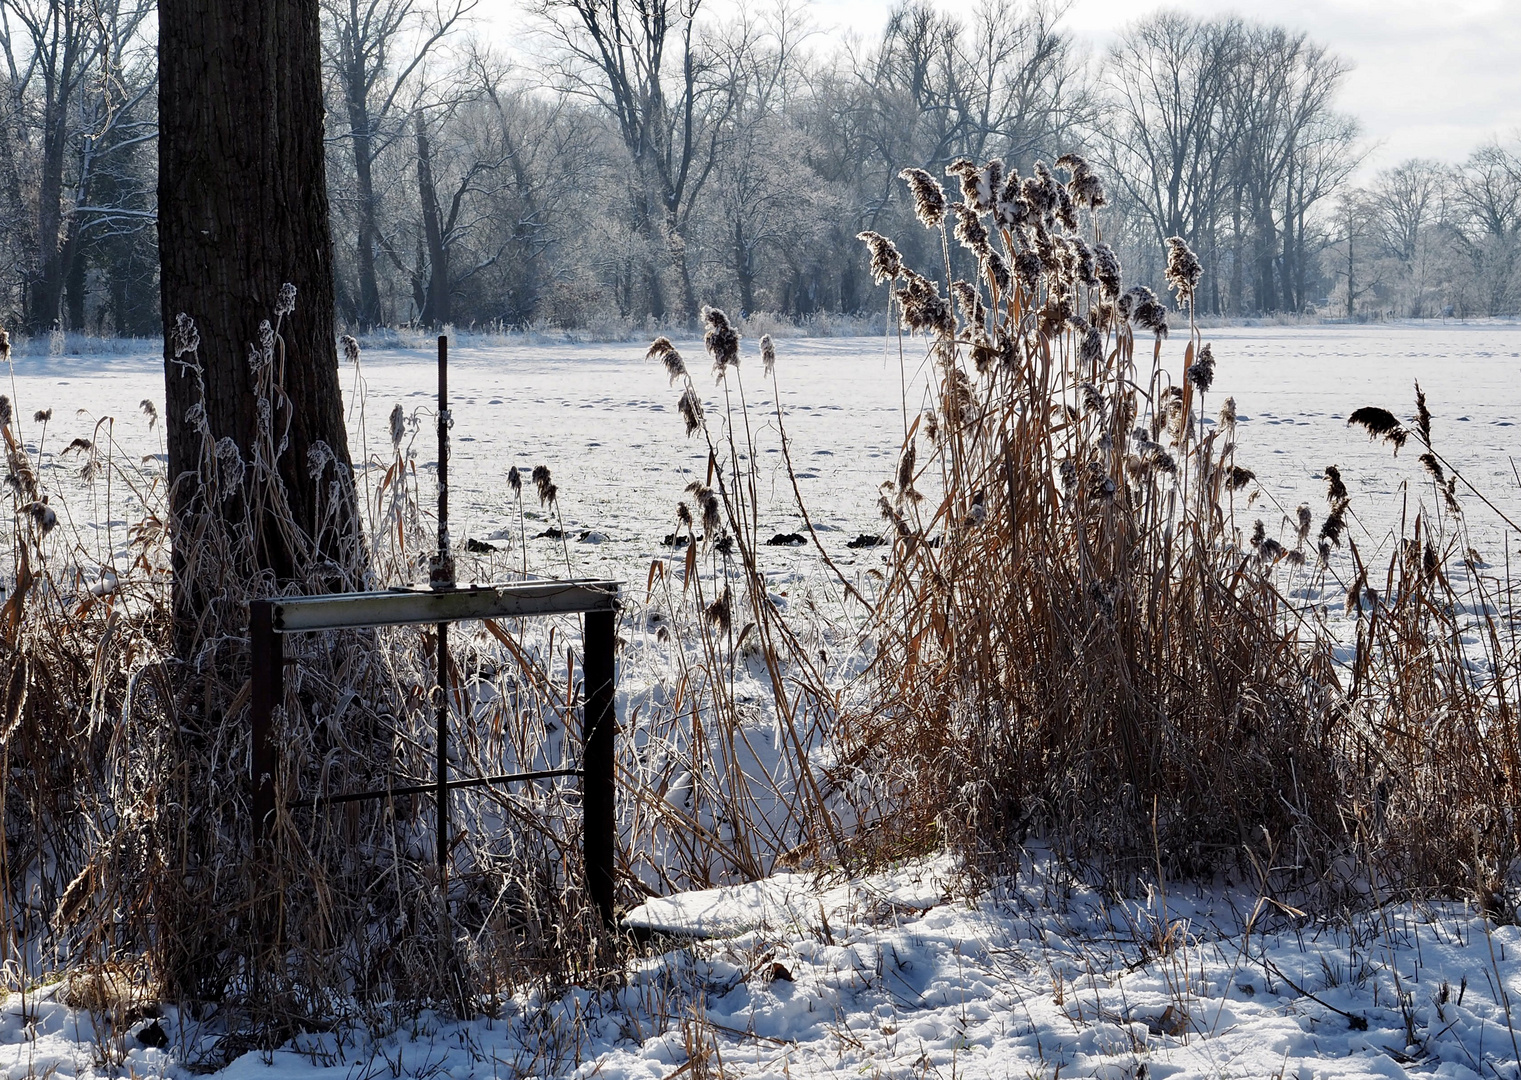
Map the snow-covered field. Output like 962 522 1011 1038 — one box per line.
4 321 1521 1079
7 320 1520 586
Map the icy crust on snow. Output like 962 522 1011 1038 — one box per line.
622 853 959 938
9 854 1521 1079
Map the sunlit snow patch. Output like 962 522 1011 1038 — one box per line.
623 853 959 938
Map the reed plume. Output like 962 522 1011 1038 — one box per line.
1093 243 1123 300
1056 152 1106 208
898 168 947 228
1347 406 1408 453
1164 236 1202 305
703 307 740 378
856 231 904 284
1187 342 1215 392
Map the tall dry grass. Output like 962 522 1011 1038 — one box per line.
0 152 1519 1060
1 309 611 1056
828 157 1521 900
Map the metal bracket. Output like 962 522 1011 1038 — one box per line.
248 577 620 929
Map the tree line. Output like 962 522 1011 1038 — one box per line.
3 0 1520 337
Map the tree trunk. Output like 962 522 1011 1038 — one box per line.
630 182 665 320
1253 208 1278 314
411 234 427 321
25 82 71 332
734 218 755 314
1290 202 1308 314
159 0 359 623
111 257 130 335
1227 198 1244 316
416 115 451 328
1345 232 1355 319
669 216 698 322
347 89 384 327
64 240 86 330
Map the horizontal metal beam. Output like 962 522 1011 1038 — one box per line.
289 767 585 809
268 579 619 632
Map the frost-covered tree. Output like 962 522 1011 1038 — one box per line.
1101 13 1358 315
159 0 360 622
323 0 474 328
537 0 734 322
1 0 154 332
1367 159 1451 317
1448 142 1521 316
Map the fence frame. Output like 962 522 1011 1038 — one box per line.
248 578 620 928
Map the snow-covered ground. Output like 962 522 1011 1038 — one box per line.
6 321 1520 586
8 852 1521 1079
4 322 1521 1078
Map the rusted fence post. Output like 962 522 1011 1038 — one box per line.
434 334 452 880
582 607 617 930
249 599 280 845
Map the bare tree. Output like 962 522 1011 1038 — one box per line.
323 0 474 327
1101 13 1242 273
856 2 962 183
538 0 733 321
706 2 831 312
1373 161 1445 265
950 0 1091 169
1102 14 1356 314
832 0 1090 289
1251 28 1357 312
471 51 607 324
1450 142 1521 315
411 96 511 327
2 0 154 331
1322 190 1381 317
1360 160 1448 316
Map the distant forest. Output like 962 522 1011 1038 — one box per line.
3 0 1519 337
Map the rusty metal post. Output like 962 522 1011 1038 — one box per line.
249 600 281 844
436 621 450 878
582 608 617 931
434 334 452 880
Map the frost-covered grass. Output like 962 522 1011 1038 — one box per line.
8 852 1521 1079
4 320 1521 1077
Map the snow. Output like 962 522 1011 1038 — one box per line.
5 321 1520 588
622 854 958 939
5 321 1521 1077
9 851 1521 1078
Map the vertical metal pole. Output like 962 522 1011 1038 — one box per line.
435 334 450 575
436 624 449 877
434 334 451 879
249 601 281 845
582 606 617 931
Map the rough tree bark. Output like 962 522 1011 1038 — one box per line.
416 113 451 327
158 0 360 617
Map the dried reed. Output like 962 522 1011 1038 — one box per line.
824 158 1521 901
1 307 610 1057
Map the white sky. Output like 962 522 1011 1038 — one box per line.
472 0 1521 178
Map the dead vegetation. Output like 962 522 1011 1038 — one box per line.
0 155 1519 1057
829 156 1521 899
1 307 609 1056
